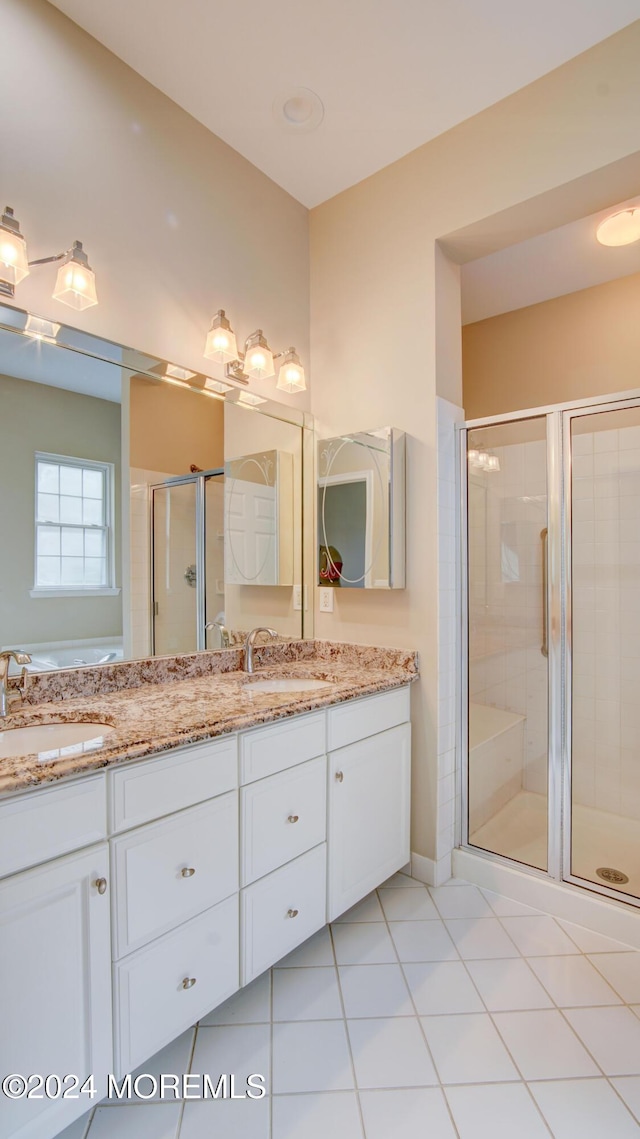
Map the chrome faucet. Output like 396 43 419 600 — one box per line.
243 627 278 674
0 650 32 718
205 620 231 649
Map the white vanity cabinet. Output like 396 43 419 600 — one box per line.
327 686 411 921
0 683 412 1139
0 835 113 1139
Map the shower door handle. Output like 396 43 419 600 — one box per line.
541 527 548 658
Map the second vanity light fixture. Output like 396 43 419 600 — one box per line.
203 309 306 394
0 205 98 310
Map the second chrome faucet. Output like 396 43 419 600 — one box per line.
243 627 278 674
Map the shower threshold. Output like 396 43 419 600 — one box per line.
470 790 640 900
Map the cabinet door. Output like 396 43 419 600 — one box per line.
0 846 113 1139
328 722 410 921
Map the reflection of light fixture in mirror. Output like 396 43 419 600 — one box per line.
0 206 99 308
237 390 267 407
468 449 500 472
276 347 306 393
204 309 238 364
23 315 60 343
165 364 197 381
204 377 233 395
596 208 640 247
0 206 30 292
243 330 275 379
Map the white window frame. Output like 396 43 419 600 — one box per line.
30 451 120 599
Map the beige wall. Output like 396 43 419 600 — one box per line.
310 22 640 863
0 375 122 645
1 0 309 411
463 272 640 419
130 377 224 475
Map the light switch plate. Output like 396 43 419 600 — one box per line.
319 587 334 613
293 585 302 611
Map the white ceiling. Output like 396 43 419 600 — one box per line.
461 195 640 325
48 0 640 207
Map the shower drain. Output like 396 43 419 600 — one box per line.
596 867 629 885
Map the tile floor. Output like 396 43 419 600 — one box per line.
58 874 640 1138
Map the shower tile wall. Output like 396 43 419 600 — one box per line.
469 438 548 799
572 423 640 820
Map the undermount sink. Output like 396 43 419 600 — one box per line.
0 721 114 760
244 677 332 694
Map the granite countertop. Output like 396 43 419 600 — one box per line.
0 642 417 795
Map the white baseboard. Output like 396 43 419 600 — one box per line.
410 851 452 887
454 848 640 950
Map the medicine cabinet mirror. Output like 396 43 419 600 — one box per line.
317 427 405 589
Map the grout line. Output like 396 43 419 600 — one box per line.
373 885 462 1139
328 919 367 1139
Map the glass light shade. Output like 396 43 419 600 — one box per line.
486 455 500 472
276 348 306 393
0 228 29 286
24 315 60 343
244 330 275 380
596 208 640 247
53 250 98 310
238 390 267 407
204 310 238 363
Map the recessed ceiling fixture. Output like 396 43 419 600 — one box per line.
273 87 324 133
596 208 640 247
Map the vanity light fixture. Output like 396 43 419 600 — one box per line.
0 206 98 310
203 308 306 393
165 364 197 381
276 347 306 393
596 208 640 247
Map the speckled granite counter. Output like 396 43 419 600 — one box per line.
0 641 417 795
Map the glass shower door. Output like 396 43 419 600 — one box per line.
466 416 549 871
567 403 640 899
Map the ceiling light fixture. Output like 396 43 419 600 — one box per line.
0 205 98 309
203 308 306 394
273 87 324 133
596 208 640 247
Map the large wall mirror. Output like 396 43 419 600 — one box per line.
317 427 406 589
0 303 313 672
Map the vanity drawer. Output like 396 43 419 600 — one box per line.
109 735 237 832
240 711 325 784
114 894 239 1076
241 756 326 886
112 792 238 957
241 843 326 984
327 686 411 752
0 775 106 879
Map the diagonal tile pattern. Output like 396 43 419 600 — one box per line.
65 875 640 1139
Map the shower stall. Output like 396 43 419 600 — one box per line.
460 391 640 907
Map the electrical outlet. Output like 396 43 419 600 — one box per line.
293 585 302 611
319 587 334 613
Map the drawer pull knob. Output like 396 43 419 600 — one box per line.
287 814 299 824
94 877 107 895
287 908 299 918
181 867 196 878
182 977 197 990
335 771 344 782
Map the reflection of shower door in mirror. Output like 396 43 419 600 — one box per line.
151 469 225 656
152 481 198 657
466 417 549 872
